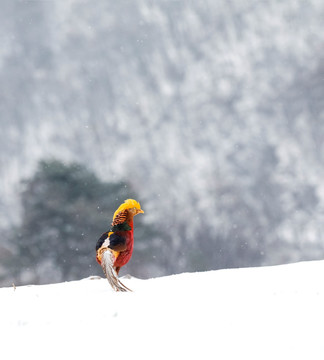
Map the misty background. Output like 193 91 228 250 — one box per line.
1 0 324 286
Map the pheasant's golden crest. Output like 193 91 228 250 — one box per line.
113 199 143 220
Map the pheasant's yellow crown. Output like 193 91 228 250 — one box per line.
113 199 143 219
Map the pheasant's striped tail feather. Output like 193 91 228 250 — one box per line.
101 251 132 292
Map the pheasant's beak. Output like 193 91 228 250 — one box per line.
137 209 144 214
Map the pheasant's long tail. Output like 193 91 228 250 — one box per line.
101 251 132 292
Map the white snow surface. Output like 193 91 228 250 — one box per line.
1 261 324 360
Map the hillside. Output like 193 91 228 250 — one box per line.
1 260 323 360
1 0 324 278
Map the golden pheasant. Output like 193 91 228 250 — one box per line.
96 199 144 291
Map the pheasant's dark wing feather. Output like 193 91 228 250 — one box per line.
108 233 127 252
96 231 109 251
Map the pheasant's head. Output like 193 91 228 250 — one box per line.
113 199 144 219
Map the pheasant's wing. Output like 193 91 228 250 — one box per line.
96 231 127 254
108 233 127 252
96 231 110 251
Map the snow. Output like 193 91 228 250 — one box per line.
1 261 324 360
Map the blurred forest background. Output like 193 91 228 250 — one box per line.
1 0 324 286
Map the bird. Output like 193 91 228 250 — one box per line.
95 199 144 292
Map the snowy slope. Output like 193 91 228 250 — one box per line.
1 261 324 360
